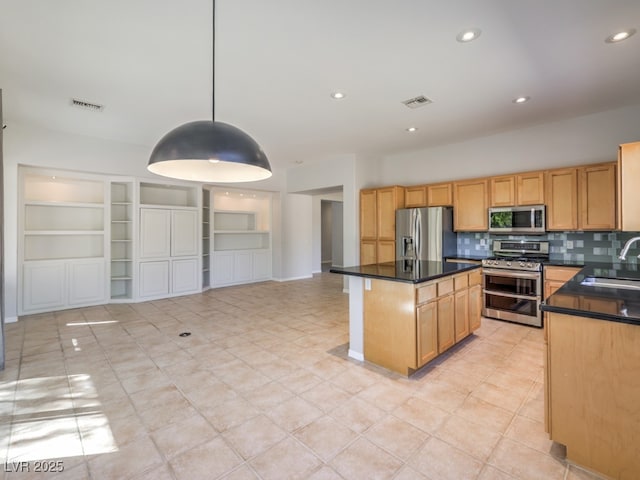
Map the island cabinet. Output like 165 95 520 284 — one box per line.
364 268 482 376
545 312 640 479
359 186 405 264
453 178 489 231
546 163 616 231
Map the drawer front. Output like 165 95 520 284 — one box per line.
544 266 580 282
437 278 454 296
417 283 437 304
468 269 482 286
454 274 469 290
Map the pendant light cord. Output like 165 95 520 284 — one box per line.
212 0 216 122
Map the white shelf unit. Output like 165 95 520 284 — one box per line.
202 188 211 289
20 170 107 314
110 181 135 301
137 181 201 300
211 189 272 287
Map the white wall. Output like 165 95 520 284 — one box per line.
331 201 344 267
378 104 640 186
276 193 313 281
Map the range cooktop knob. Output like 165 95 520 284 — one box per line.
506 261 511 267
527 262 534 268
519 261 525 267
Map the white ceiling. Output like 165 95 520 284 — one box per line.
1 0 640 171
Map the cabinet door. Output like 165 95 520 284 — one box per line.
377 187 402 240
516 172 545 205
579 163 616 230
360 240 377 265
377 240 395 263
546 168 578 230
405 185 427 208
453 179 488 231
139 261 169 297
171 210 199 256
171 258 199 294
468 284 482 332
234 252 253 282
252 251 271 280
67 259 106 306
140 209 170 258
417 301 438 367
454 289 470 342
23 261 66 312
437 294 455 353
618 142 640 231
490 176 516 207
427 183 453 206
212 252 234 285
360 189 377 240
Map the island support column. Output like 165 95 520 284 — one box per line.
347 276 364 361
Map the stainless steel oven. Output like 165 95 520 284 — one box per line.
481 240 548 328
482 268 542 327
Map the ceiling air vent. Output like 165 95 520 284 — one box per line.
70 98 105 112
402 95 433 109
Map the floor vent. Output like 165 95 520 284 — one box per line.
70 98 105 112
402 95 433 109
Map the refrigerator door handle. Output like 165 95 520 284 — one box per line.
414 211 421 260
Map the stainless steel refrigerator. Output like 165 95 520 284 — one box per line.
396 207 457 261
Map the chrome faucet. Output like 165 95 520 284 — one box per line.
618 236 640 260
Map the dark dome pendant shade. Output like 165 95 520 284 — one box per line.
147 0 272 183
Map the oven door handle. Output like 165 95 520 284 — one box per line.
482 268 541 280
483 289 539 301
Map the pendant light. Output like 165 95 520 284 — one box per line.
148 0 272 182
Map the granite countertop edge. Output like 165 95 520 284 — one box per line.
329 260 481 284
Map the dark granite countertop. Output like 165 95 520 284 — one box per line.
445 255 486 263
330 260 481 284
542 259 586 268
541 263 640 326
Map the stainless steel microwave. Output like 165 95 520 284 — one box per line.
488 205 546 234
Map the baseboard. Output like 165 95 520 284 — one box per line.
348 349 364 361
312 270 321 274
4 316 18 324
273 275 313 282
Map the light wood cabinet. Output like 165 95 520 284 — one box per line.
417 301 438 366
546 168 578 230
543 265 581 343
427 182 453 206
364 268 481 375
517 171 545 205
359 186 404 264
579 163 616 230
405 185 427 208
618 141 640 231
453 178 489 231
490 175 516 207
545 312 640 479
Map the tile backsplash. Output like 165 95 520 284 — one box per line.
457 231 640 265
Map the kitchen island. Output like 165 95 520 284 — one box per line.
541 265 640 480
330 260 482 376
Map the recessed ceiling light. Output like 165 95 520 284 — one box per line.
512 96 531 104
456 28 481 43
330 92 346 100
605 28 636 43
406 127 418 132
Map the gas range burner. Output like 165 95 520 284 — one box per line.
481 239 549 271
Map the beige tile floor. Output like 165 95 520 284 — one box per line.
0 273 607 480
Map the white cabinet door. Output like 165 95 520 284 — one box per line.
252 251 271 280
172 258 199 294
23 261 66 312
234 252 252 282
68 259 106 306
171 210 198 257
139 261 169 298
140 209 170 258
213 253 234 285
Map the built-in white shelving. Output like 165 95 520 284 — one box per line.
110 181 134 301
202 189 211 289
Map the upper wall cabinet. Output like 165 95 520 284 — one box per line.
618 141 640 231
453 179 488 231
427 182 453 206
359 186 404 264
546 163 616 231
405 185 427 208
360 189 377 240
490 172 545 207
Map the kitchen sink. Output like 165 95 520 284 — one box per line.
580 277 640 291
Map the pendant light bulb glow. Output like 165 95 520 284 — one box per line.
147 0 272 183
